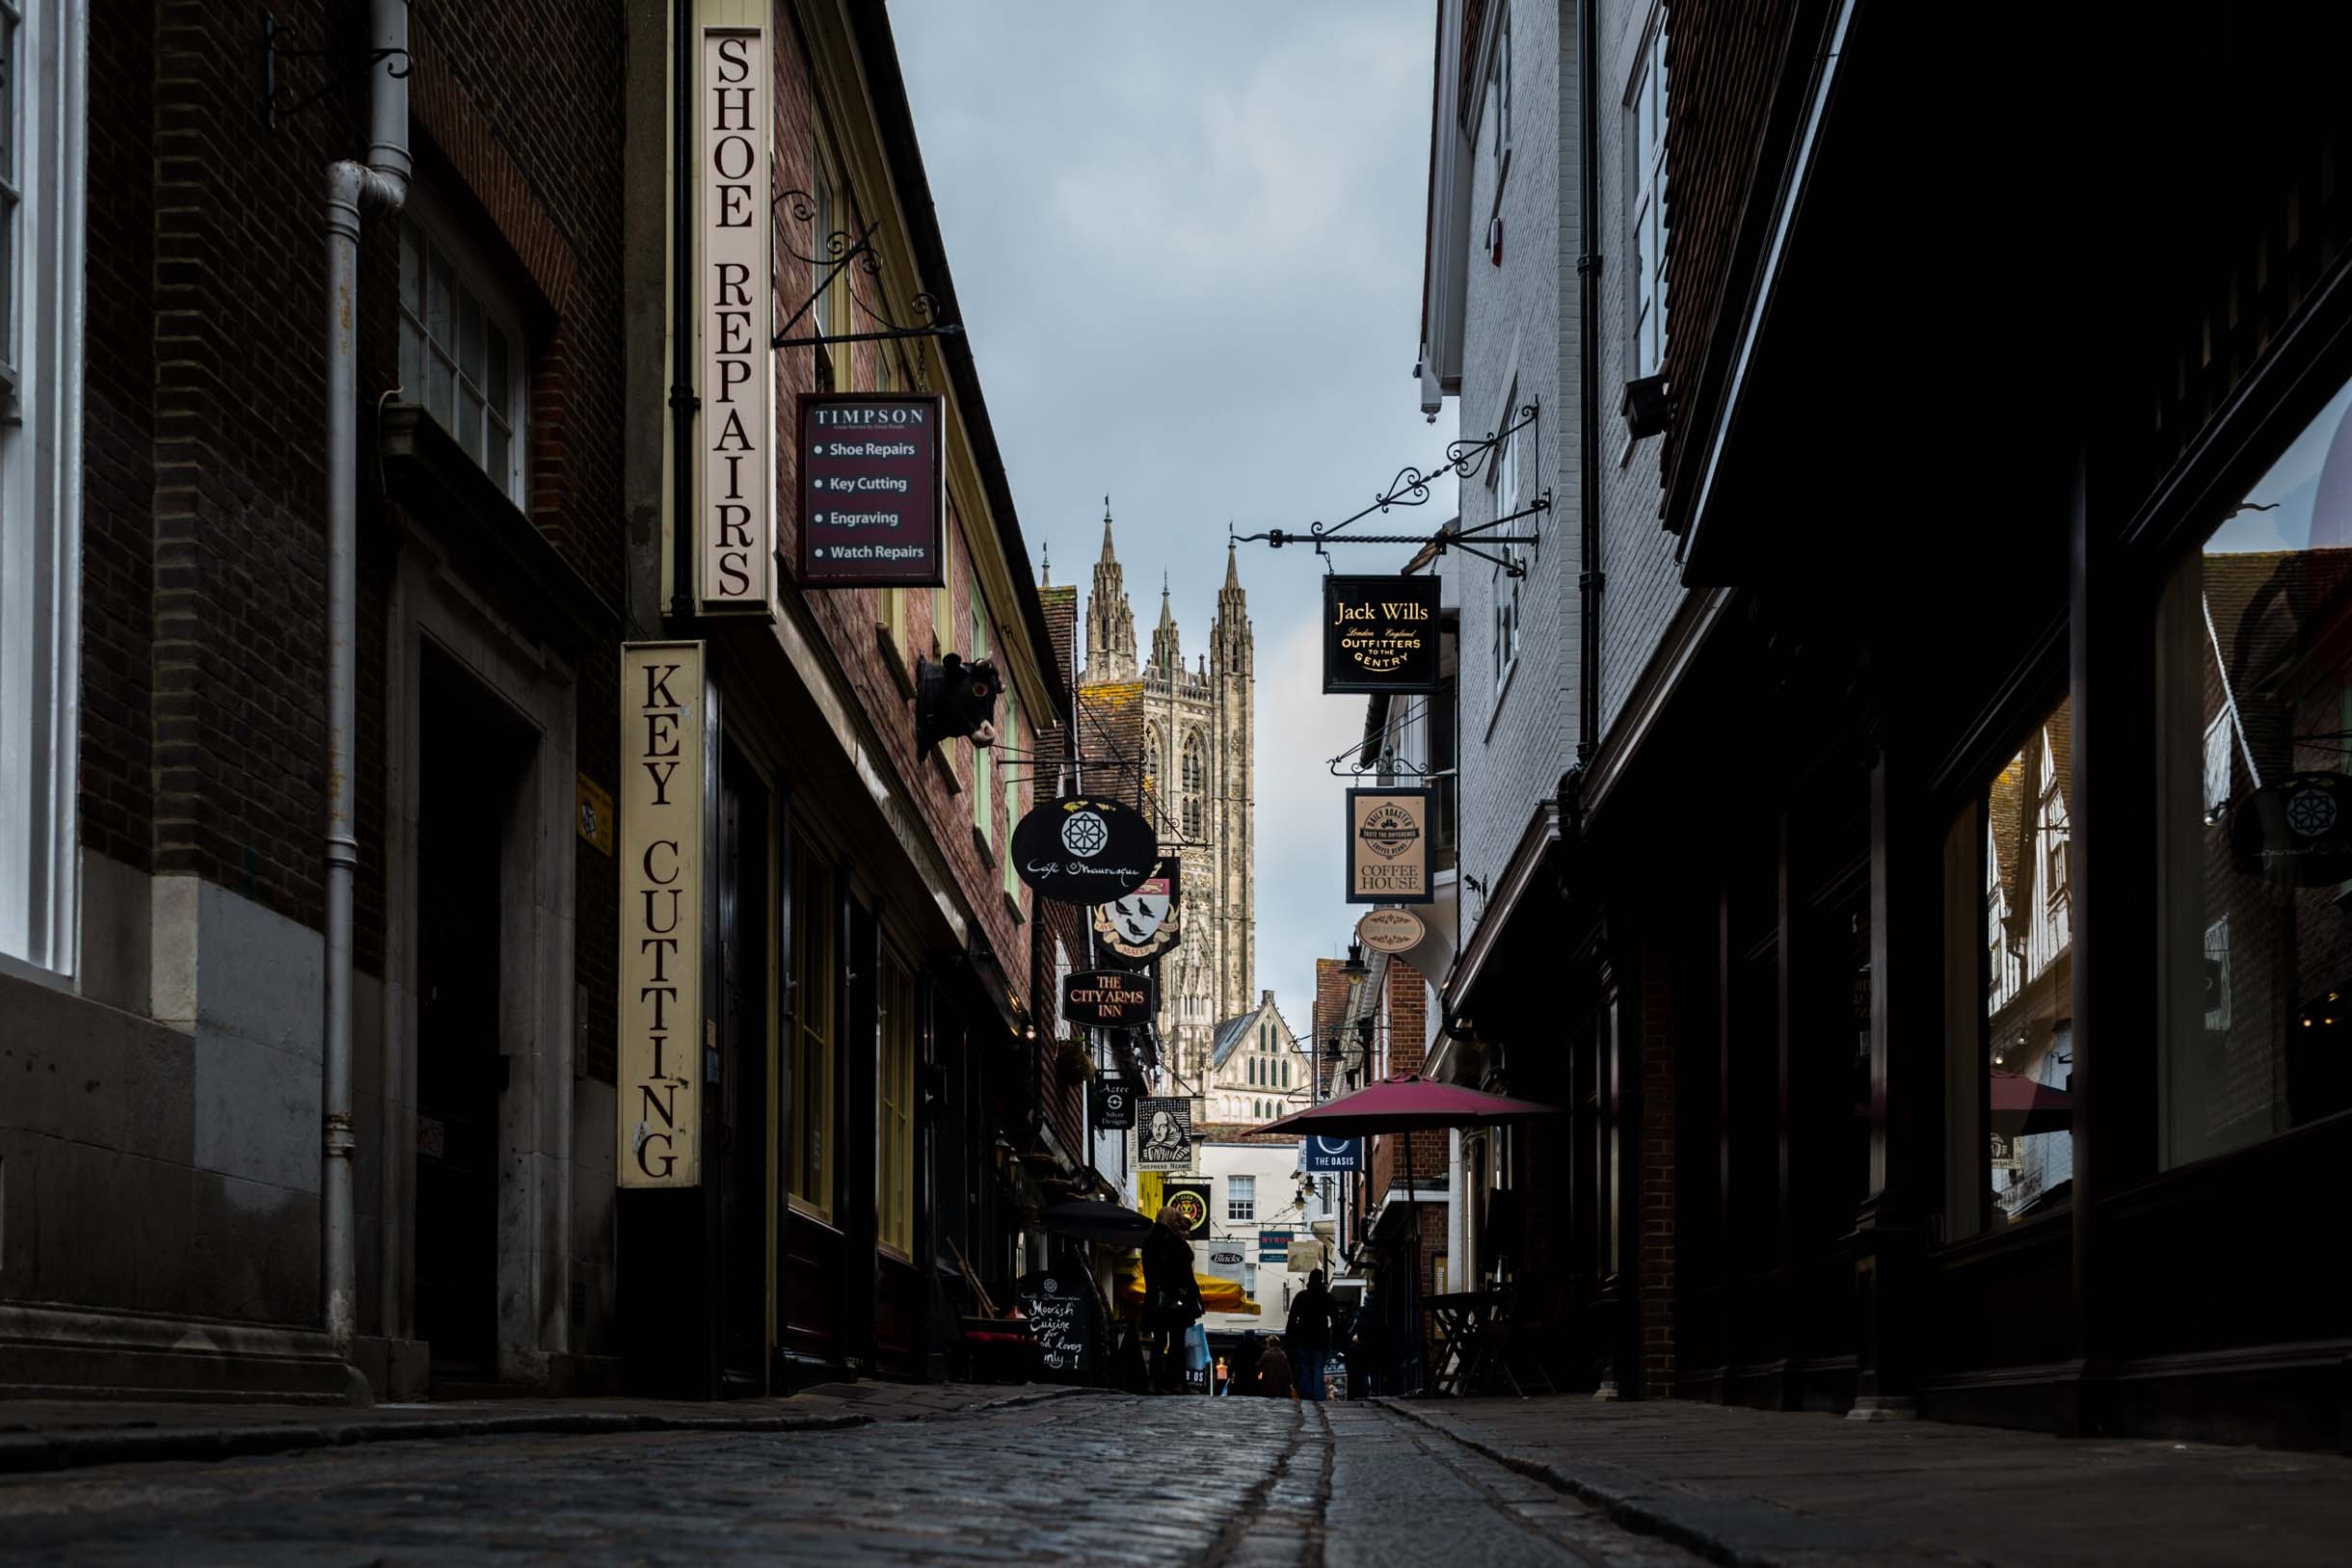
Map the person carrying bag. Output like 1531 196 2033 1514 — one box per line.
1141 1205 1202 1394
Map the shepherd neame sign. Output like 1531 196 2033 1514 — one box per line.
620 642 705 1187
1323 574 1440 693
699 27 773 614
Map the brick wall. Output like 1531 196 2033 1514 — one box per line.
1033 586 1084 1156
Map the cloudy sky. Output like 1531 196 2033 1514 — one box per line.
895 0 1456 1018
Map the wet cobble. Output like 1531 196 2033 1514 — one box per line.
0 1395 1703 1566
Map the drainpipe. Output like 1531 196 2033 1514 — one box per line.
668 0 697 622
1575 0 1602 768
322 0 412 1360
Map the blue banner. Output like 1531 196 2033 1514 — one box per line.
1302 1136 1363 1173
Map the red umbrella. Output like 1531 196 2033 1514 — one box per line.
1253 1073 1565 1136
1991 1074 2071 1136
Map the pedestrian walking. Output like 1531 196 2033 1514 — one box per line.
1142 1206 1202 1394
1232 1331 1263 1397
1255 1338 1296 1400
1283 1268 1345 1403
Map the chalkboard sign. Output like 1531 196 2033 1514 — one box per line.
1015 1268 1102 1384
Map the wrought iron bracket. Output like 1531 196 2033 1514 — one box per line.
263 12 409 134
769 188 960 352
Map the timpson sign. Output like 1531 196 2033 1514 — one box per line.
698 27 774 614
619 643 706 1187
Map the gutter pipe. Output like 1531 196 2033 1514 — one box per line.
322 0 412 1359
1576 0 1602 770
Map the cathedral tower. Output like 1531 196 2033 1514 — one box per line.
1084 501 1137 682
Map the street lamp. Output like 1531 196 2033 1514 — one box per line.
1341 941 1368 983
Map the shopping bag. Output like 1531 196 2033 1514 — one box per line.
1185 1322 1211 1372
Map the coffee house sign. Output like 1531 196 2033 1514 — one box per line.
1346 786 1434 905
699 27 773 614
620 643 706 1187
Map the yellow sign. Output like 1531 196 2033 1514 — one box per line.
619 642 705 1187
576 774 615 856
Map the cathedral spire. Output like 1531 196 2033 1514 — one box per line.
1212 541 1252 678
1083 498 1137 681
1151 572 1182 676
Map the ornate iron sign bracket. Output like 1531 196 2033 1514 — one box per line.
770 189 963 351
263 11 410 133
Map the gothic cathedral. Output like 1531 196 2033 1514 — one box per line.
1080 506 1256 1092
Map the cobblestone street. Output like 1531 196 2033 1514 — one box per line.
0 1394 1699 1566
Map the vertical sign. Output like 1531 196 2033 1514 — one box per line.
620 643 706 1187
798 394 947 586
700 28 772 613
1345 787 1434 904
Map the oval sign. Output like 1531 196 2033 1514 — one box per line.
1355 907 1426 953
1012 796 1157 903
1063 968 1155 1029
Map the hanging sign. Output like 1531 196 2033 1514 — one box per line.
1323 574 1442 693
1063 968 1155 1028
619 643 706 1187
1354 907 1426 953
1091 1075 1137 1131
1257 1229 1296 1262
1093 855 1181 965
797 392 947 587
1346 787 1435 905
1161 1177 1213 1236
698 28 773 614
1138 1098 1193 1169
1302 1136 1364 1173
1012 795 1157 903
2229 771 2352 886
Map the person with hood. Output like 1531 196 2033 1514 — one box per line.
1141 1205 1201 1393
1284 1268 1345 1402
1254 1334 1296 1400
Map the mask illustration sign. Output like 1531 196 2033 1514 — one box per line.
619 643 706 1187
1011 796 1157 903
797 393 946 587
1093 855 1180 964
1323 573 1441 693
1138 1098 1192 1169
698 28 772 613
1062 969 1154 1028
1346 787 1434 905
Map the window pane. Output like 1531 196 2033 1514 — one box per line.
488 325 510 418
489 418 512 495
460 385 485 465
399 319 423 402
2158 374 2352 1166
428 350 455 425
428 244 455 348
1978 697 2074 1225
400 217 422 316
460 288 485 389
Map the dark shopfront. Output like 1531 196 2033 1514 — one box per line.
1535 3 2352 1450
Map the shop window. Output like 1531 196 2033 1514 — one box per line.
399 205 524 502
1947 696 2075 1234
877 952 915 1257
971 593 991 842
1628 17 1669 379
1000 685 1021 903
790 845 838 1219
2156 372 2352 1165
1229 1175 1255 1221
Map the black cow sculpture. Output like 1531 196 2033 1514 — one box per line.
915 653 1002 757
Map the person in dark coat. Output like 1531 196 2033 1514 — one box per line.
1255 1338 1296 1399
1141 1206 1200 1394
1284 1268 1345 1402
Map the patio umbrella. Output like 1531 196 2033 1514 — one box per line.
1040 1198 1155 1246
1250 1075 1564 1394
1990 1074 2071 1137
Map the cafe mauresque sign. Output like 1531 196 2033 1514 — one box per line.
1323 574 1441 694
698 28 774 614
1062 969 1154 1029
1011 796 1157 904
798 393 946 588
619 643 706 1187
1346 786 1435 905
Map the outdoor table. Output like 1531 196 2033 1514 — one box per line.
1423 1289 1511 1396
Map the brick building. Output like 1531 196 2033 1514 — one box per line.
1 0 1067 1403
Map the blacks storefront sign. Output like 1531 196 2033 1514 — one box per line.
1091 1075 1137 1131
1162 1178 1212 1237
1011 796 1157 903
1323 574 1441 693
1063 969 1154 1028
1138 1098 1192 1169
619 642 706 1187
699 27 774 613
1093 855 1180 964
796 393 946 587
1346 787 1434 904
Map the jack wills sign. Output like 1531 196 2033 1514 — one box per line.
1346 786 1434 905
699 28 773 614
1063 969 1154 1029
1323 574 1440 693
619 643 706 1187
798 394 946 587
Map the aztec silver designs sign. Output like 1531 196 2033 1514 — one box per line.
698 28 773 613
1345 786 1434 905
619 643 705 1186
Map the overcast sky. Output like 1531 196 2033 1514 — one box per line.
895 0 1456 1020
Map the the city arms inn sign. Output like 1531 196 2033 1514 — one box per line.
620 643 707 1187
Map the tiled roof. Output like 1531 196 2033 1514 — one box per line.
1210 1008 1261 1071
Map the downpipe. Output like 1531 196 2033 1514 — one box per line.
322 0 411 1361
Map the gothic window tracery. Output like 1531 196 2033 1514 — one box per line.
1182 732 1206 837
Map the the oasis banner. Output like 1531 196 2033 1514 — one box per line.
1345 786 1435 904
1323 573 1440 693
619 642 706 1187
